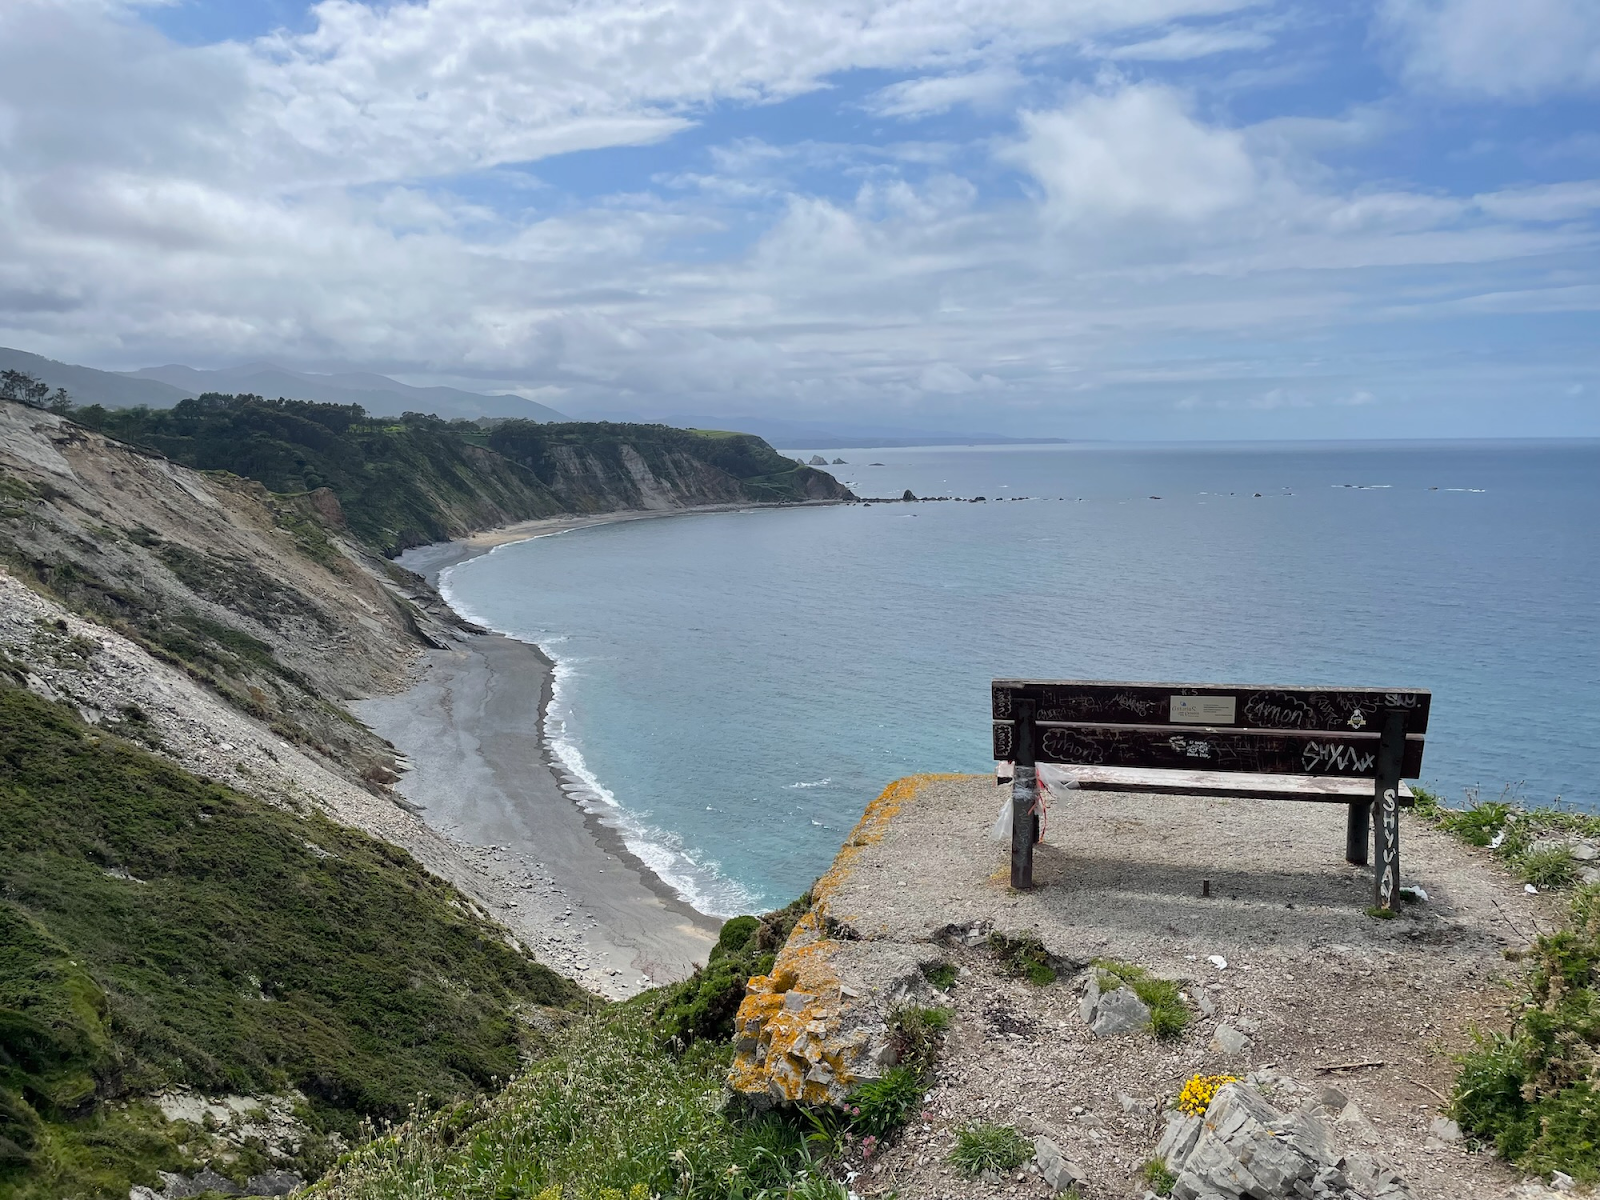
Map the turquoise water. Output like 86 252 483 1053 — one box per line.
438 440 1600 915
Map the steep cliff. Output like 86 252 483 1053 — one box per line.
67 397 852 555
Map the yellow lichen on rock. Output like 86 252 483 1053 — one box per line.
728 774 965 1106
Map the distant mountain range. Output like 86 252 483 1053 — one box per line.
0 346 569 422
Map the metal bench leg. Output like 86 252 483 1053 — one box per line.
1011 700 1036 890
1371 709 1407 910
1345 802 1370 865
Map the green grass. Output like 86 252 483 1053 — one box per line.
1141 1157 1178 1196
0 681 587 1199
948 1123 1032 1178
309 1003 831 1200
1093 959 1190 1040
1414 785 1592 894
989 932 1056 986
920 961 958 991
843 1067 924 1141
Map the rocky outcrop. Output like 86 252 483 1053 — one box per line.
728 775 966 1105
1156 1083 1415 1200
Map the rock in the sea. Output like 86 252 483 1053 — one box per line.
809 455 828 466
832 458 847 465
1166 1083 1415 1200
902 489 918 501
1032 1136 1088 1194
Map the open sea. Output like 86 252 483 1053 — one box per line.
437 440 1600 916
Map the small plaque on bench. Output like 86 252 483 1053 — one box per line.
1170 695 1236 724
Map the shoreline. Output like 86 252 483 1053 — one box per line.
354 503 835 996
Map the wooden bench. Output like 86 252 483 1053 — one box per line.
992 679 1430 910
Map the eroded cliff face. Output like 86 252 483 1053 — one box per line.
0 401 432 779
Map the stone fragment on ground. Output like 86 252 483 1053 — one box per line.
1164 1082 1415 1200
1209 1023 1252 1057
1079 973 1152 1036
1032 1135 1088 1194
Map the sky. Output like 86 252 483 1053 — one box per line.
0 1 1597 439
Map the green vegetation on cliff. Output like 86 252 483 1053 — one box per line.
0 676 588 1199
69 396 848 556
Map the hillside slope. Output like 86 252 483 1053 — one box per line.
0 675 587 1200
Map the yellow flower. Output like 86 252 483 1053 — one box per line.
1176 1073 1239 1116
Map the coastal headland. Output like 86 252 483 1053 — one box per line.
729 773 1557 1199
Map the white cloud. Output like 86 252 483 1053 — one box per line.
866 66 1026 119
1005 84 1260 224
1100 26 1272 61
0 1 1596 436
1475 180 1600 221
1378 0 1600 99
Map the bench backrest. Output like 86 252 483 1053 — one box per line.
992 679 1429 778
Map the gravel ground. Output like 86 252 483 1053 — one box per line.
820 775 1562 1200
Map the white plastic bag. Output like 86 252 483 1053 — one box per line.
989 764 1084 842
989 793 1013 843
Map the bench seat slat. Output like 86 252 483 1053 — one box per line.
1000 764 1415 805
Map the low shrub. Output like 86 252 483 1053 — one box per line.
1451 885 1600 1182
655 900 808 1049
921 961 958 990
844 1067 924 1140
990 932 1056 986
948 1122 1032 1177
887 1004 951 1075
1176 1074 1238 1117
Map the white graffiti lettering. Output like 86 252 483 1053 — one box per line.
1301 741 1377 774
1167 736 1214 759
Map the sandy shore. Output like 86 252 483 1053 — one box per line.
353 505 809 998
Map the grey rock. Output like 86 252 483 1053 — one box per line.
1582 866 1600 887
1209 1023 1252 1056
158 1172 200 1199
1552 1170 1576 1192
1168 1085 1417 1200
129 1189 162 1200
1078 974 1100 1023
1119 1092 1157 1116
1196 992 1217 1018
244 1171 303 1197
1155 1113 1204 1171
1091 984 1152 1036
1033 1136 1088 1194
1335 1098 1382 1146
189 1170 244 1197
1427 1115 1463 1144
1572 843 1599 862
